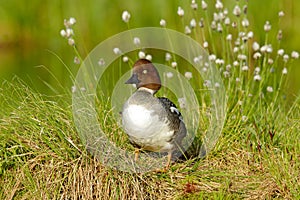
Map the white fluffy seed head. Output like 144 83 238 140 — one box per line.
202 0 208 10
266 86 274 93
122 11 131 23
224 17 230 25
98 58 105 66
254 74 261 81
215 0 223 10
233 5 241 16
191 0 198 10
242 65 249 71
226 34 232 41
68 38 75 46
113 47 122 55
252 42 260 51
160 19 166 27
171 61 177 68
242 19 249 27
185 72 193 80
247 31 254 39
122 56 129 63
145 54 152 61
69 17 76 25
283 54 289 62
253 52 262 59
278 11 285 17
282 67 288 74
133 37 141 45
190 18 197 28
264 21 271 32
177 7 184 17
185 26 192 34
277 49 284 56
138 51 146 59
291 51 299 59
166 72 173 78
165 53 172 61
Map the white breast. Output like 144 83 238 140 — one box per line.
125 105 152 129
122 104 158 137
122 99 176 152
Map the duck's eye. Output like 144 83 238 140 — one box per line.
142 69 148 74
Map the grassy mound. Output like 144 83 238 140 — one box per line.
1 79 299 199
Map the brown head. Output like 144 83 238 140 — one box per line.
125 59 161 92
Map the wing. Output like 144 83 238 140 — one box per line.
158 97 185 132
158 97 182 119
158 97 187 153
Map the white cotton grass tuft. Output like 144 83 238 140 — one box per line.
253 52 262 60
201 1 208 10
282 67 288 75
122 56 129 63
68 17 76 25
133 37 141 46
252 42 260 51
60 29 67 38
233 5 241 16
264 21 271 32
68 38 75 46
171 61 177 68
74 56 80 64
190 18 197 28
191 0 198 10
185 26 192 34
226 34 232 41
247 31 254 39
242 65 249 71
254 74 261 81
60 17 77 48
242 19 249 27
166 72 173 78
266 86 274 93
113 47 122 55
160 19 166 27
138 51 146 59
184 72 193 80
98 58 105 66
193 55 203 63
215 0 223 10
165 53 172 61
291 51 299 59
224 17 230 25
122 11 131 23
209 54 216 61
278 11 285 17
145 54 152 61
178 97 187 109
277 49 284 56
71 85 77 93
177 7 184 17
283 54 289 62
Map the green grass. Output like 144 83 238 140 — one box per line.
0 77 299 199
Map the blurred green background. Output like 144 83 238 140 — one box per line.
0 0 299 96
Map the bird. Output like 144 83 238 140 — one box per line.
122 58 187 169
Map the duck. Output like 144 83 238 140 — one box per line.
122 58 186 168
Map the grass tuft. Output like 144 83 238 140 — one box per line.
1 78 299 199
